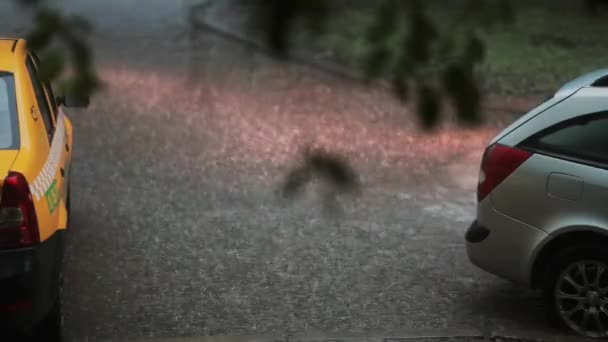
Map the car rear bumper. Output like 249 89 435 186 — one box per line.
0 230 64 334
466 204 548 286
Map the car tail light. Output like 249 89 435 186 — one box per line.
0 172 39 249
0 298 32 313
477 144 532 202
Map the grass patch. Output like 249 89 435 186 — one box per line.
312 5 608 96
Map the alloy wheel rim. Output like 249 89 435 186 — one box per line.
555 260 608 338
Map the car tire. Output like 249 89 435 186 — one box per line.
542 243 608 338
32 240 65 342
33 299 62 342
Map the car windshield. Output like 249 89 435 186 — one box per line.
0 73 18 149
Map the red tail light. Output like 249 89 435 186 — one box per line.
0 298 32 313
477 144 532 202
0 172 40 249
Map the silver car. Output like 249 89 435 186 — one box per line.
466 69 608 338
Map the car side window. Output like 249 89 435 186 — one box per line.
43 80 58 119
522 113 608 164
29 52 58 119
25 55 55 143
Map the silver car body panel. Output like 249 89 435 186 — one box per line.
471 151 608 285
555 68 608 96
491 154 608 235
467 69 608 286
468 198 549 285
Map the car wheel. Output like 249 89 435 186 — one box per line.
33 253 64 342
542 244 608 338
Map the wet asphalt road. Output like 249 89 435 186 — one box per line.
0 1 584 341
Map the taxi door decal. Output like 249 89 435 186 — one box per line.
30 111 65 203
45 179 60 213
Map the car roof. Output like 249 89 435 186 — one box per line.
555 69 608 97
0 38 23 72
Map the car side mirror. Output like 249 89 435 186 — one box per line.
57 95 90 108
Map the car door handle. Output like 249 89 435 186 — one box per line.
30 106 38 120
60 168 65 178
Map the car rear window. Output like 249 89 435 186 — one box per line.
523 114 608 164
0 73 18 149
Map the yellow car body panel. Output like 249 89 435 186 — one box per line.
0 39 72 242
0 150 18 176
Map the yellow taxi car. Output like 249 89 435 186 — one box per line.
0 38 87 339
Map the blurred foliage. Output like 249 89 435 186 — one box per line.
245 0 514 129
242 0 514 196
19 0 100 102
323 3 608 95
283 147 359 198
281 147 360 211
18 0 606 204
585 0 608 14
16 0 603 112
14 0 608 206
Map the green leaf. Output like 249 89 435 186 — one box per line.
265 0 298 56
307 149 359 191
442 63 481 125
365 0 399 43
282 165 312 199
61 69 101 101
26 30 52 51
406 2 437 65
37 51 64 82
497 0 515 26
436 35 455 60
281 148 359 199
417 84 440 129
392 75 409 102
464 33 485 63
392 53 412 101
363 46 392 80
37 9 63 33
25 5 101 103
